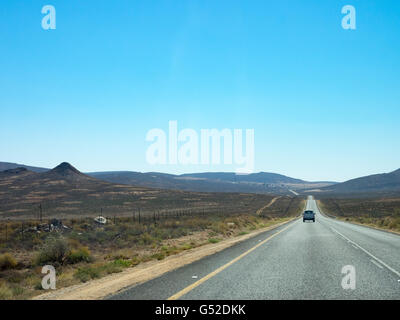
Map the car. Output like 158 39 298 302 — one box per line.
303 210 315 223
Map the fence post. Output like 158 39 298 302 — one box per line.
39 203 43 222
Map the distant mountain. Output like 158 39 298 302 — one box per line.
0 162 279 220
179 172 305 184
89 171 333 194
0 162 107 190
0 161 335 195
0 161 48 173
88 171 280 193
319 168 400 194
41 162 96 183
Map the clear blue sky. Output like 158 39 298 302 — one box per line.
1 0 399 182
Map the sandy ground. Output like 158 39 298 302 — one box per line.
33 217 296 300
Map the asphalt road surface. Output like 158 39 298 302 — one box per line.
109 196 400 300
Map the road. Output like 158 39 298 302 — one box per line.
109 196 400 300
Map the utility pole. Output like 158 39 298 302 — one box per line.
138 208 141 224
39 203 43 222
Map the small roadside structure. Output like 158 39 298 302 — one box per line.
94 216 107 225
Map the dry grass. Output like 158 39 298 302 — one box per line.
318 197 400 233
0 196 303 299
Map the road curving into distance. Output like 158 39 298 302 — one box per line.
109 196 400 300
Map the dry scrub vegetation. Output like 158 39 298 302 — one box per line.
318 197 400 232
0 196 304 299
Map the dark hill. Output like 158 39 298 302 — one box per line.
320 168 400 194
40 162 93 183
0 161 48 173
0 166 37 178
0 162 280 221
51 162 82 175
1 167 28 175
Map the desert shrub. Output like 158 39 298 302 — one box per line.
74 266 100 283
151 253 165 261
208 238 220 244
0 253 18 270
180 243 192 250
101 262 123 274
210 221 229 235
113 259 131 268
67 238 82 249
161 246 179 256
11 286 24 297
388 217 400 230
35 236 69 265
0 283 13 299
66 247 92 264
74 260 127 283
140 233 155 245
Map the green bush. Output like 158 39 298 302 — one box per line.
151 253 165 261
113 259 131 268
101 262 123 275
66 247 92 264
0 253 18 270
35 236 69 265
74 266 100 283
74 261 126 283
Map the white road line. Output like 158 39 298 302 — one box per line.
330 226 400 278
370 259 383 269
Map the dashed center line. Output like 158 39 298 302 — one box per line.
330 226 400 278
168 221 296 300
370 259 383 269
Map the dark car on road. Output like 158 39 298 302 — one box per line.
303 210 315 223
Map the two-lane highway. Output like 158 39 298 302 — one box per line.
109 196 400 300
